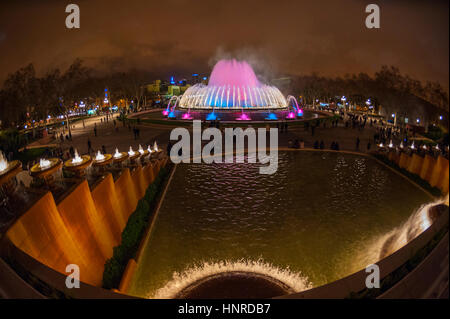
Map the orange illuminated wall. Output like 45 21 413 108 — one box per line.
91 174 125 246
132 166 147 199
5 192 98 285
6 158 167 287
114 168 139 221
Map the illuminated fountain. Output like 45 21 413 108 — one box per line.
95 150 105 162
128 146 136 156
114 148 122 159
64 150 92 177
388 140 394 148
71 149 83 164
0 151 22 199
147 145 153 154
138 145 145 155
93 150 113 169
40 158 51 169
179 60 287 110
0 151 8 172
411 142 415 150
160 59 315 122
286 95 303 117
153 141 159 152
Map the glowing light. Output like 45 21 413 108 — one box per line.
422 144 427 150
128 146 135 156
297 109 304 117
153 141 159 152
206 112 217 121
168 111 176 119
416 118 420 123
388 140 393 148
114 148 122 159
236 113 251 121
138 145 145 155
411 142 415 149
286 112 296 119
435 144 439 150
39 158 51 169
71 149 83 164
95 151 105 161
439 115 443 120
182 113 193 120
147 145 153 153
0 151 8 172
399 141 404 149
162 109 169 116
265 113 278 120
378 143 384 148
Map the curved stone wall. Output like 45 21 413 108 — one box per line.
5 159 167 287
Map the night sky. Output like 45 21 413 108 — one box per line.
0 0 448 89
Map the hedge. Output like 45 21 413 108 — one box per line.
102 166 169 289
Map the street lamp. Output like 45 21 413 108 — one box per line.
341 96 347 117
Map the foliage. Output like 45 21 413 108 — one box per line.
0 129 27 155
102 166 170 289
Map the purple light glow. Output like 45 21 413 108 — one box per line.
286 112 296 119
236 113 251 121
182 113 193 120
162 109 169 116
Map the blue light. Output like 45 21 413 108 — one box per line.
170 76 175 84
168 111 176 119
203 77 207 80
265 113 278 120
206 112 217 121
192 73 198 76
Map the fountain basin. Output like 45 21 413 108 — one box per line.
175 271 293 299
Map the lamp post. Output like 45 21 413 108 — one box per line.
341 96 347 118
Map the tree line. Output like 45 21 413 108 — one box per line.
0 59 150 128
289 65 448 126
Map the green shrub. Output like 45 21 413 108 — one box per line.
102 256 125 289
102 165 172 289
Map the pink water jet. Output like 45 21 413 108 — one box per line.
162 109 169 116
209 59 260 88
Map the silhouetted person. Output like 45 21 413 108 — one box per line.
87 139 92 154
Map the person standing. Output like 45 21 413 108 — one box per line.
87 139 92 154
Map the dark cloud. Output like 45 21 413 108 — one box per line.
0 0 448 90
